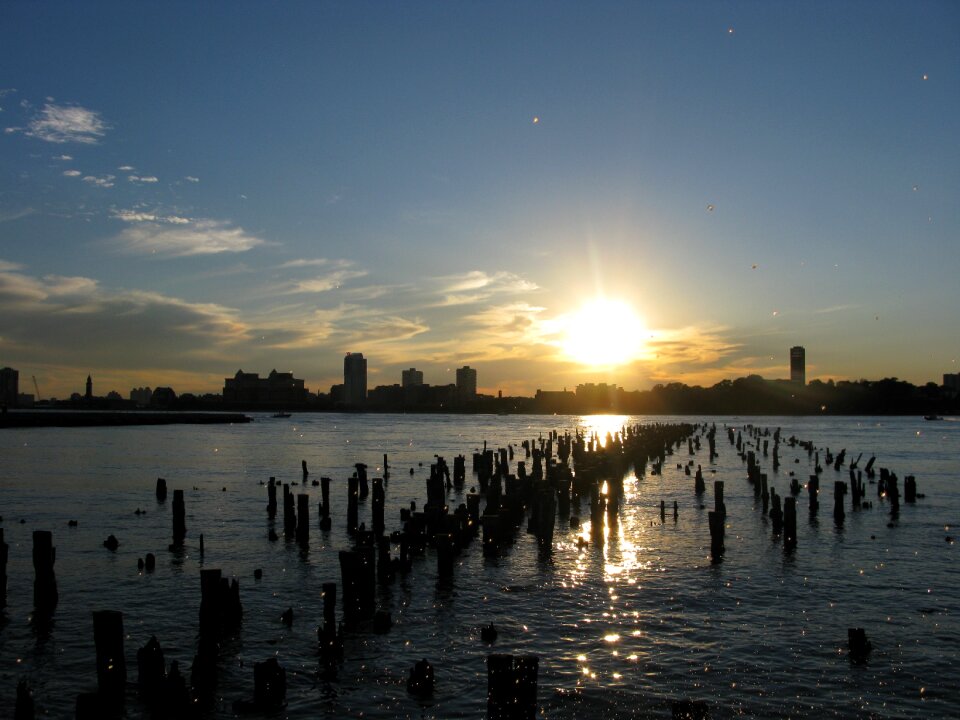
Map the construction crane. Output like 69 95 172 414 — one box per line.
32 375 41 401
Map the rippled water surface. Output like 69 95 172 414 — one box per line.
1 414 958 718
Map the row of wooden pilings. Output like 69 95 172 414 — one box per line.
8 421 712 718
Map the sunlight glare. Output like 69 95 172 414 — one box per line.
562 299 646 367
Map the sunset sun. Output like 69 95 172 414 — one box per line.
561 298 647 368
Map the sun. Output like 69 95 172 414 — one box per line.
561 298 647 367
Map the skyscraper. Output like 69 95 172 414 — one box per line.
344 353 367 407
790 346 806 386
456 365 477 401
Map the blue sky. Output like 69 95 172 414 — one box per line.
1 1 958 399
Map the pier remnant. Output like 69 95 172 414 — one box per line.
170 489 186 550
487 654 538 719
32 530 58 613
93 610 126 703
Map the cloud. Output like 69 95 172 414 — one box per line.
128 175 158 183
0 262 250 374
111 218 266 258
277 258 335 269
111 209 190 224
184 176 199 183
280 268 369 294
118 165 135 171
25 103 107 144
82 174 115 188
53 154 72 161
434 270 539 306
0 208 36 223
62 169 82 177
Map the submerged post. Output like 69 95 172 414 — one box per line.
170 489 186 550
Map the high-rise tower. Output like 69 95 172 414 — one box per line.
343 353 367 407
790 346 806 386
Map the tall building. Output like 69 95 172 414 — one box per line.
0 366 19 407
790 346 806 385
401 368 423 388
456 365 477 401
223 369 307 407
344 353 367 407
85 374 93 400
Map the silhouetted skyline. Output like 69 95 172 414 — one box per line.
1 3 957 398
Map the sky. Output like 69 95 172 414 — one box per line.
1 1 958 400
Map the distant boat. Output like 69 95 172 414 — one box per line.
924 415 943 421
272 411 292 418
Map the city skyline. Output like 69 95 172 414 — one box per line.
1 3 958 399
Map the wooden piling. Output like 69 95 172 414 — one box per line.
93 610 126 703
347 476 359 534
904 475 917 503
136 635 165 700
283 484 296 540
253 657 286 708
296 493 309 545
155 477 167 502
372 477 385 535
32 530 58 612
267 477 277 517
0 529 7 609
833 481 846 526
808 476 819 516
170 489 186 550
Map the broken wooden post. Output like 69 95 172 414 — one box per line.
760 473 769 514
0 529 7 609
283 484 296 540
296 493 309 546
170 489 186 550
155 477 167 502
356 463 369 500
770 489 783 535
708 511 724 560
904 475 917 503
406 658 434 697
437 532 455 578
833 481 846 526
808 476 819 516
136 635 165 700
93 610 126 704
14 680 34 720
302 460 309 482
32 530 58 613
253 657 286 708
848 628 872 662
372 477 385 536
267 477 277 518
347 476 359 534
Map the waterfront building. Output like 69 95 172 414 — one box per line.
0 366 19 407
223 369 308 407
130 387 153 407
344 353 367 407
456 366 477 401
85 374 93 400
402 368 424 388
790 346 806 385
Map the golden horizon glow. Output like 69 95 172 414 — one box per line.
561 299 647 368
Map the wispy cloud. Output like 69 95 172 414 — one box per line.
128 175 158 183
277 258 335 269
62 169 82 177
118 165 135 171
434 270 538 306
25 103 107 144
0 208 36 223
184 176 199 183
112 209 190 224
111 218 267 258
53 154 72 161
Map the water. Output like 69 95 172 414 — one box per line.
1 414 958 718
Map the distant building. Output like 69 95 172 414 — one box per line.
130 387 153 407
151 386 178 408
456 366 477 402
0 366 19 407
402 368 424 388
343 353 367 407
85 374 93 400
944 373 960 393
576 383 620 411
790 346 806 386
223 369 308 407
